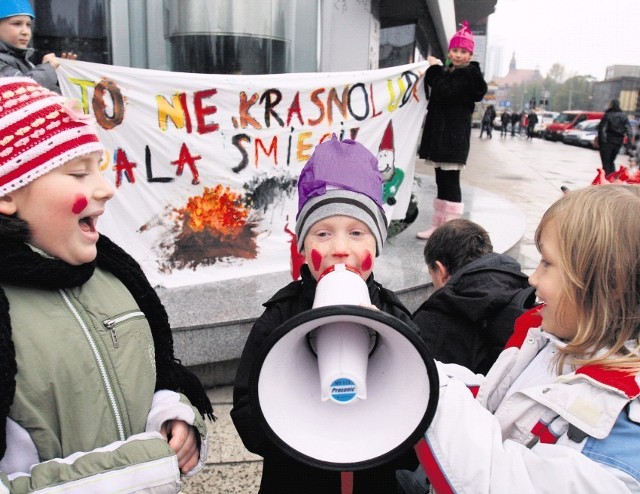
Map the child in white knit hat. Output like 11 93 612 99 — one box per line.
0 77 213 491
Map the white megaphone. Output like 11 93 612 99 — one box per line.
309 264 376 404
250 263 439 471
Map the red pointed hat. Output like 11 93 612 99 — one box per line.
449 20 475 54
379 121 394 152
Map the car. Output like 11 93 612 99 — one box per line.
563 119 600 147
544 110 604 141
532 111 559 137
579 131 599 149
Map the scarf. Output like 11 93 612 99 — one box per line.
0 234 214 458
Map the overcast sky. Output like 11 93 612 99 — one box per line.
485 0 638 81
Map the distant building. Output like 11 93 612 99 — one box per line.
605 65 640 81
593 77 640 117
490 53 543 111
492 53 543 87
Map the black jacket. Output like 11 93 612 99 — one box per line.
231 264 419 493
418 61 487 164
412 253 533 375
598 109 632 145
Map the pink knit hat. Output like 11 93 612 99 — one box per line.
0 77 103 196
448 21 474 54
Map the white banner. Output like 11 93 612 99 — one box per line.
57 60 428 287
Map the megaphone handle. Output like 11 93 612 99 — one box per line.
414 437 450 493
341 471 353 494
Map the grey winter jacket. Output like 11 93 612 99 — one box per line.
0 267 208 493
0 40 60 93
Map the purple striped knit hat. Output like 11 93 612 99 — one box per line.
295 135 387 255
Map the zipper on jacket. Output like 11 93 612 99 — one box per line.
60 289 126 441
102 310 145 348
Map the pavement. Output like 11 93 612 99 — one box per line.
181 128 635 494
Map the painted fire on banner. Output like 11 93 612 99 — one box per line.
58 60 428 287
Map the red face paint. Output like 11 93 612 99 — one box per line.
311 249 323 272
360 252 373 272
71 194 88 215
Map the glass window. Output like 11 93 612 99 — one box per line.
164 0 297 75
379 24 415 69
30 0 318 75
32 0 109 64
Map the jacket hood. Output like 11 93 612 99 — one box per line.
0 39 33 60
428 252 530 322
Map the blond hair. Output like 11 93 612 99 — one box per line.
535 185 640 371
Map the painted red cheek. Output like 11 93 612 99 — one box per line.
71 194 88 215
311 249 323 272
360 252 373 272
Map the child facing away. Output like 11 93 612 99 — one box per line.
0 0 76 93
0 77 213 492
413 218 535 375
416 20 488 239
231 135 420 493
415 185 640 492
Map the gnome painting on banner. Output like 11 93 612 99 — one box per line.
377 120 404 206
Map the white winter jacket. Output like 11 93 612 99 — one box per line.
418 326 640 493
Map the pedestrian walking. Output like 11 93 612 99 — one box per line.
479 105 496 139
510 111 519 137
597 98 633 175
526 111 538 140
500 111 510 138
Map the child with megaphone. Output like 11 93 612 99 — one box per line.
231 135 427 494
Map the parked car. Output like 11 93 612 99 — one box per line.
544 110 604 141
579 130 600 149
563 119 600 147
532 111 559 137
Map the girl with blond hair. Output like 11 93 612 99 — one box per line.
413 185 640 492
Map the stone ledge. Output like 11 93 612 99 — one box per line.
158 178 525 386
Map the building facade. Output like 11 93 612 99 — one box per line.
30 0 495 76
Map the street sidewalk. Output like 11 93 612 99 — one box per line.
182 129 630 493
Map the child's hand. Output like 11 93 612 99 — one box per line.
60 52 78 61
427 56 442 66
160 419 200 474
42 53 60 69
359 303 379 311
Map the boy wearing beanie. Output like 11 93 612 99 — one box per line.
231 135 420 493
0 0 76 93
0 77 213 491
416 20 488 239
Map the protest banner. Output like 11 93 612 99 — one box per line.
57 60 428 287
